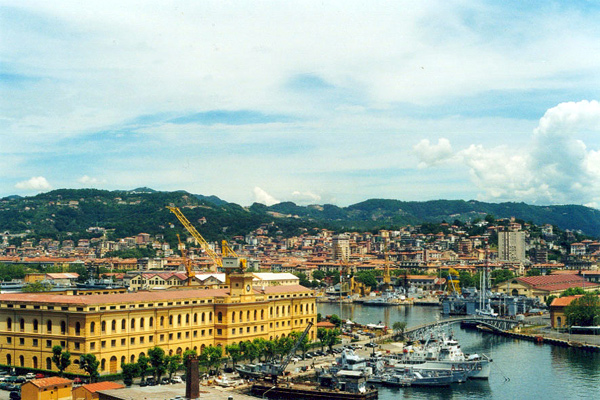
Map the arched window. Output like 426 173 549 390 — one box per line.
186 314 190 325
32 356 38 369
231 313 235 323
47 320 52 333
193 313 198 324
209 312 213 322
6 354 11 366
300 304 304 313
101 358 106 371
130 355 135 363
311 304 315 313
239 311 243 322
169 316 173 326
101 321 106 332
20 318 25 332
201 313 205 323
19 355 24 367
177 315 182 325
218 312 223 323
270 307 273 317
90 322 95 333
276 306 279 317
140 318 145 329
149 317 154 327
75 322 81 335
33 319 39 332
131 318 135 330
287 306 290 315
6 318 12 331
46 357 52 370
60 320 66 334
121 356 126 366
160 316 165 326
254 310 257 320
295 305 298 313
111 320 116 332
122 319 126 330
261 310 264 320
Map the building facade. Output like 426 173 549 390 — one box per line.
0 274 316 376
498 229 526 262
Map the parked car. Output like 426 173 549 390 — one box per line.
34 374 44 379
73 378 83 385
5 385 19 391
4 377 17 384
160 377 171 385
9 390 20 400
24 373 35 380
0 382 12 390
170 376 183 384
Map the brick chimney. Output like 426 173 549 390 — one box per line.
185 356 199 399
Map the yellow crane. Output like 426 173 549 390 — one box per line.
167 206 222 271
167 206 247 285
176 234 195 286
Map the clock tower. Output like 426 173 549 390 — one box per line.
228 272 255 299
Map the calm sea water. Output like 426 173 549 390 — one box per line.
318 303 600 400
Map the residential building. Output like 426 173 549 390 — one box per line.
498 229 526 262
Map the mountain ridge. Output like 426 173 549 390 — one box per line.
1 189 600 238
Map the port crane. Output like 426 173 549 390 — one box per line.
176 234 195 286
167 206 222 272
167 206 247 285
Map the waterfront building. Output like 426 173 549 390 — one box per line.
0 273 316 376
493 274 600 302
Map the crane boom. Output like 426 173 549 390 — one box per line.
167 206 222 270
176 234 195 286
267 321 313 379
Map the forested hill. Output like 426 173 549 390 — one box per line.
2 189 600 240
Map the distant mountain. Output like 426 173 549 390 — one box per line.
259 199 600 237
1 189 600 239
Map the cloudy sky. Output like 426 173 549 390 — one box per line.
2 1 600 207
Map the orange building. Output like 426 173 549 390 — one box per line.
21 377 73 400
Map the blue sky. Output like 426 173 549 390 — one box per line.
2 1 600 207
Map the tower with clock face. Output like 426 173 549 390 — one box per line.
228 272 255 299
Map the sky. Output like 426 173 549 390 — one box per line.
2 1 600 208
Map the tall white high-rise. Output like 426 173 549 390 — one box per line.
332 234 350 261
498 229 526 262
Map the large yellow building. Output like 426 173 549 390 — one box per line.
0 273 316 376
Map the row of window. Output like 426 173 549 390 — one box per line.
5 318 77 335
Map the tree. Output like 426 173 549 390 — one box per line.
225 343 243 367
355 271 378 290
313 270 325 280
137 355 150 382
22 281 54 292
199 346 223 375
392 321 407 340
546 295 558 307
325 328 341 352
317 328 328 351
526 269 541 277
79 354 100 383
52 346 71 376
561 287 586 297
329 314 342 327
564 293 600 327
166 355 182 380
148 347 167 381
121 362 140 386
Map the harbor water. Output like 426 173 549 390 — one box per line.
318 303 600 400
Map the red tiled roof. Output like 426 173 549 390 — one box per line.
518 274 584 287
27 377 72 388
550 295 583 307
80 381 124 393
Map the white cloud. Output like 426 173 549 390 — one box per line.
413 138 453 168
253 187 280 206
78 175 106 186
15 176 52 191
419 100 600 205
291 190 322 205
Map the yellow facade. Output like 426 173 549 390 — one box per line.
0 274 316 376
21 378 72 400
